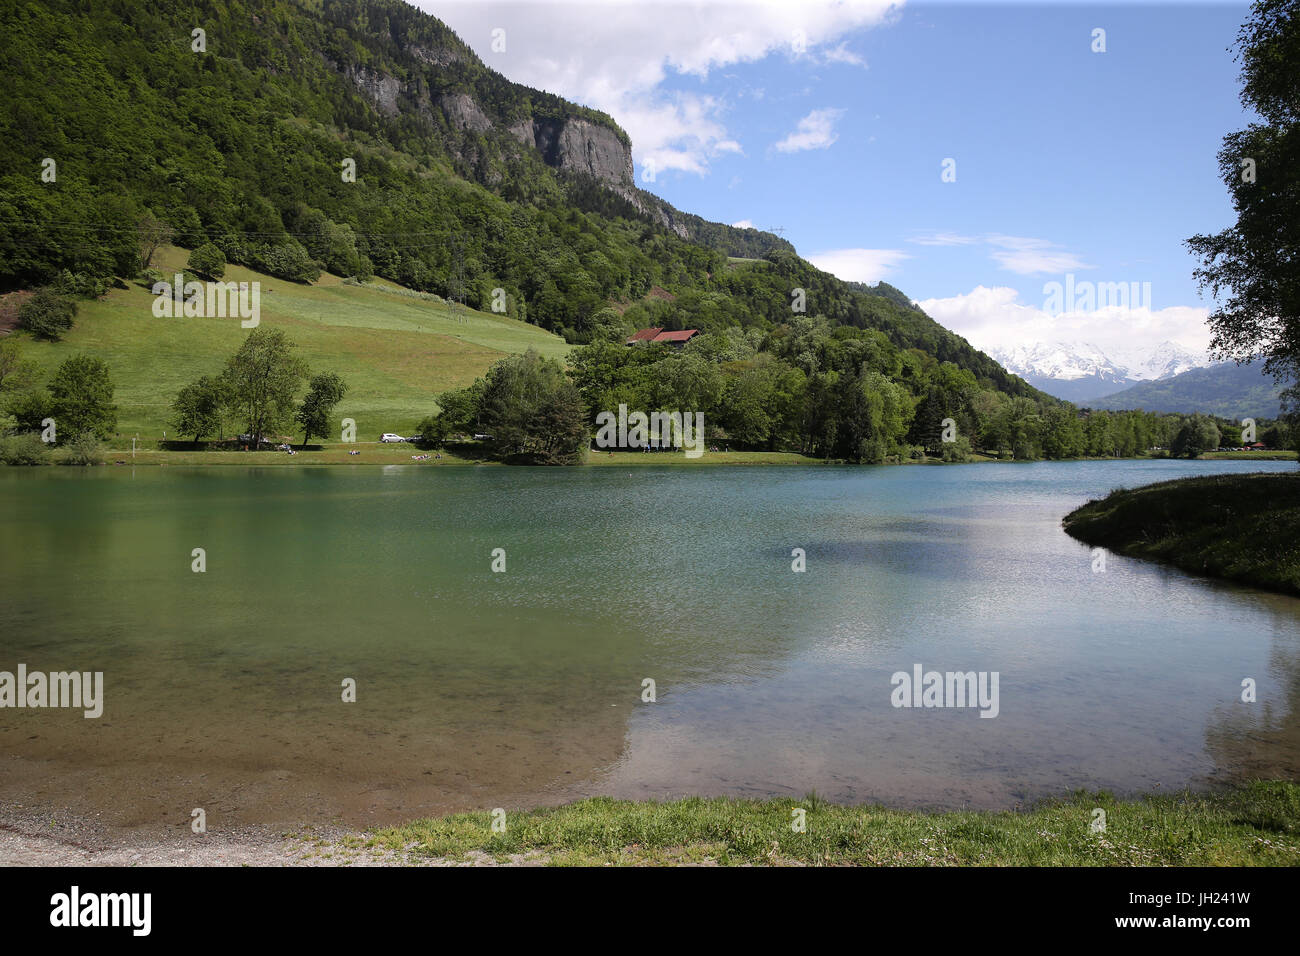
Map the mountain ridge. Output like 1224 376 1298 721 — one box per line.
0 0 1047 405
1087 361 1283 419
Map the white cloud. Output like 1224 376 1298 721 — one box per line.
985 234 1090 275
917 285 1211 359
819 42 867 67
907 232 1089 274
807 248 909 283
419 0 899 176
908 231 979 247
732 219 757 228
774 107 846 153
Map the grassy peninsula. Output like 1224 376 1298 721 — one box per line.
1063 472 1300 595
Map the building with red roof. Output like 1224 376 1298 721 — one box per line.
626 327 700 347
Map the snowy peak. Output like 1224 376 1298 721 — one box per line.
1117 341 1205 381
990 340 1206 383
990 341 1129 383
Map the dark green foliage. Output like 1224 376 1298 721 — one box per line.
219 328 309 445
187 243 226 280
0 338 39 395
296 370 348 444
1171 414 1222 457
17 288 76 340
0 432 50 464
1187 0 1300 394
5 387 51 434
46 353 116 441
475 350 587 463
417 382 482 445
169 375 227 444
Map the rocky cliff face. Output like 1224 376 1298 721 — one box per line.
342 62 634 188
531 117 633 187
339 53 697 238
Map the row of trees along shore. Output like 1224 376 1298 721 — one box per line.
419 337 1291 465
4 327 1288 466
0 329 347 462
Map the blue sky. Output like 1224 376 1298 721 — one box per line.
425 1 1256 361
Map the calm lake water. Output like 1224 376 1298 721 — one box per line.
2 459 1298 832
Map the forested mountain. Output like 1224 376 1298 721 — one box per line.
0 0 1040 402
1088 361 1283 419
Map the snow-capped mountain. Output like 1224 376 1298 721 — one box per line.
988 340 1208 403
1117 341 1204 381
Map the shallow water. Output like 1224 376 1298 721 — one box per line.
1 459 1297 830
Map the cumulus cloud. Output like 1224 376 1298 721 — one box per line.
773 107 846 153
732 219 757 228
807 248 909 283
419 0 899 176
917 285 1211 359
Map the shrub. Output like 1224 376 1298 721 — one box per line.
59 433 104 466
254 240 321 283
53 270 109 298
187 242 226 280
17 288 77 341
941 435 974 462
0 432 51 465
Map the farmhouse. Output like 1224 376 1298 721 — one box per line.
626 327 700 347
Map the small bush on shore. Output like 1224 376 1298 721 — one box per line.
58 433 104 466
0 432 51 465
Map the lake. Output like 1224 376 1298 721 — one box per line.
2 459 1298 833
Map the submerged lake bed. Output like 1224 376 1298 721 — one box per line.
1 459 1298 835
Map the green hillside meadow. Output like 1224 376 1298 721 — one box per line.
19 246 569 439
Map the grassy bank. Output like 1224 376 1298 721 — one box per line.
1062 472 1300 595
366 782 1300 866
1203 450 1298 461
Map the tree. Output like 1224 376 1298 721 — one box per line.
170 375 227 444
137 213 174 272
296 371 348 445
0 337 39 395
17 288 76 341
417 383 482 445
47 354 116 441
1172 414 1221 457
187 242 226 280
7 388 51 434
478 349 588 463
219 328 308 446
1186 0 1300 392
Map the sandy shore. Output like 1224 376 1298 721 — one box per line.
0 805 547 867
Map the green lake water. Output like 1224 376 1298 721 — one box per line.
1 459 1298 832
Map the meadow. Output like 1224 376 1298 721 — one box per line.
15 246 570 440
